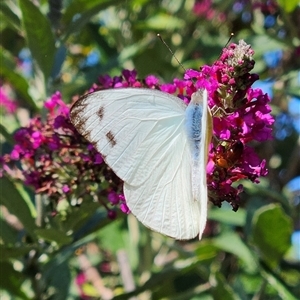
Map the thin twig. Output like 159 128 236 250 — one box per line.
117 249 138 300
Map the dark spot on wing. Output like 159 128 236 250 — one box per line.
90 140 100 151
106 131 116 147
82 130 92 143
70 95 89 130
70 95 88 120
69 94 93 140
97 106 104 121
74 118 87 134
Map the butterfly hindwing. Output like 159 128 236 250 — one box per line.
124 137 201 239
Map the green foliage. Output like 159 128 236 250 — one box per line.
0 0 299 299
212 231 258 273
0 48 38 111
277 0 299 13
19 0 56 83
252 204 293 266
0 176 36 237
0 261 31 299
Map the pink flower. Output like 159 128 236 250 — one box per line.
145 75 159 87
108 210 117 219
122 69 138 84
31 131 43 149
160 83 177 94
11 145 22 160
94 153 103 164
44 92 69 116
108 191 119 205
0 85 17 114
119 194 130 214
44 91 61 111
76 272 86 285
120 202 130 214
62 185 70 193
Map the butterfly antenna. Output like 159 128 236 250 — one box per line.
225 32 234 48
217 32 234 60
157 34 187 73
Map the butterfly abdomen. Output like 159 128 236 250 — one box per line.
185 103 203 159
185 90 207 203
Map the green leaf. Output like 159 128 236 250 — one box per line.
261 262 298 300
0 261 30 299
0 123 14 145
194 242 219 261
251 204 293 266
136 13 185 30
97 218 128 253
0 215 18 245
0 48 38 112
35 228 73 246
82 283 99 297
42 260 71 300
51 44 67 79
62 0 121 40
0 0 21 31
42 231 101 280
242 179 289 206
73 208 122 241
62 201 102 233
277 0 298 13
113 255 203 300
0 176 37 238
0 244 35 261
63 0 119 23
119 37 156 64
208 206 246 226
210 272 240 300
19 0 56 81
286 70 300 97
16 183 37 217
249 35 286 59
212 231 258 273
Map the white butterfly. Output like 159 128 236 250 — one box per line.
70 88 212 240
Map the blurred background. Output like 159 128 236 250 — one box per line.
0 0 299 299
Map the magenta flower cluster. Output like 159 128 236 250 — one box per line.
183 40 274 209
1 40 273 218
1 91 127 218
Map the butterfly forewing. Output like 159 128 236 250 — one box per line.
71 89 186 184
